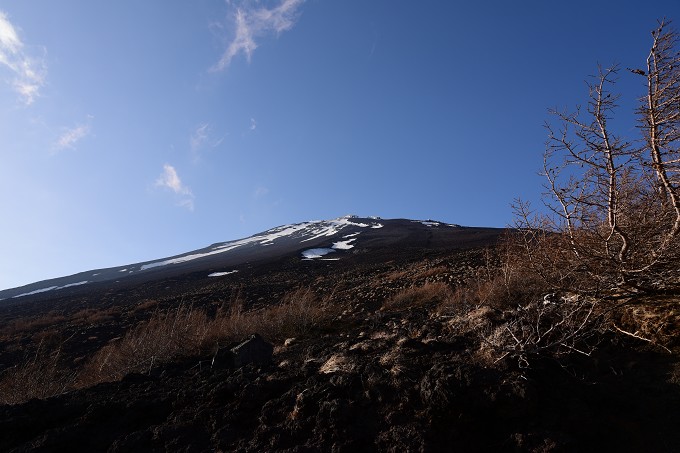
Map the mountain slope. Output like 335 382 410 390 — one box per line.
0 216 503 302
0 216 679 452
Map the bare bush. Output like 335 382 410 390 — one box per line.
481 295 602 368
437 242 550 314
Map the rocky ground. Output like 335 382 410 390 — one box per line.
1 242 679 452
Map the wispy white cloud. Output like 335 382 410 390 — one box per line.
249 117 257 131
177 198 195 211
253 186 269 198
190 123 210 153
0 11 46 105
54 117 93 152
213 0 305 71
190 123 224 161
155 164 194 210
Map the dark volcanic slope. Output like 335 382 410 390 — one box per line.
1 217 679 452
0 217 505 304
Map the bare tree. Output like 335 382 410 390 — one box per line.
516 19 680 295
638 19 680 266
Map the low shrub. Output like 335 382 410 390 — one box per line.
479 295 603 368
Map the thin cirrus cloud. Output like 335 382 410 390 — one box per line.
190 123 211 154
0 11 46 105
253 186 269 198
213 0 305 71
155 164 195 211
190 123 224 161
54 119 92 152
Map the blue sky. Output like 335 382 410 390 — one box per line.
1 0 680 290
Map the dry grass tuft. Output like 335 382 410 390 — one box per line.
132 299 160 313
382 282 452 311
78 303 215 385
71 307 118 325
0 339 77 405
414 266 449 281
77 287 333 387
0 287 336 403
616 299 680 350
0 312 68 341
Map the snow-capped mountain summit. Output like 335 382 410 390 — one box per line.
0 217 500 302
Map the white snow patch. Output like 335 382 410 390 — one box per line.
302 248 335 259
414 220 456 227
342 232 361 238
119 269 128 272
370 223 384 229
208 271 238 277
61 281 88 289
12 281 89 299
299 218 371 242
332 238 356 250
12 286 58 298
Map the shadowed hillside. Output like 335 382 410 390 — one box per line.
0 218 679 452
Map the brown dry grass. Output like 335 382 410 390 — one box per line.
0 312 68 341
382 282 453 311
77 303 216 385
615 298 680 350
132 299 160 313
0 287 336 403
71 307 118 325
0 338 77 405
413 266 449 281
384 269 409 282
77 287 333 387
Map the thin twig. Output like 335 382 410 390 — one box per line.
612 324 671 353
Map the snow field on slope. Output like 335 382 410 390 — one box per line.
142 217 380 270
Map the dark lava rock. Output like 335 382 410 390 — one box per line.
231 334 273 368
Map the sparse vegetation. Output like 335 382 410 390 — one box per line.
0 338 77 405
435 20 680 368
78 288 333 386
0 288 336 399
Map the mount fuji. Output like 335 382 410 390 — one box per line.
0 216 504 302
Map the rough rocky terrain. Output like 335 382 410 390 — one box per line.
1 220 679 452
